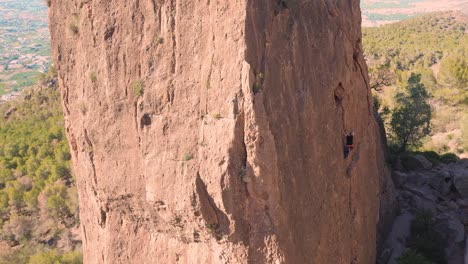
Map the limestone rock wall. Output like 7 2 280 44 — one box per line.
48 0 392 263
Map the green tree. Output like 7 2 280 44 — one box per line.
439 51 468 88
369 66 396 91
389 74 432 152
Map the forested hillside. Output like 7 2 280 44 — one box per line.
0 68 81 263
363 12 468 157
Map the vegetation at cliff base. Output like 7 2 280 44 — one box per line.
364 12 468 157
0 68 82 263
398 210 447 264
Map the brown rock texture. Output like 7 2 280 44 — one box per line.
49 0 392 263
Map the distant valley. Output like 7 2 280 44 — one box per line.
0 0 49 97
361 0 468 26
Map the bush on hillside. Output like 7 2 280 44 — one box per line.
28 250 82 264
439 153 460 164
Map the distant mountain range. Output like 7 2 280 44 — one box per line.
361 0 468 27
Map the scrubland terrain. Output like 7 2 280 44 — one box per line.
362 0 468 26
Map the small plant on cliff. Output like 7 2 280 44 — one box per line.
183 153 193 161
68 15 79 35
132 80 143 97
206 223 216 233
253 72 264 94
253 83 262 94
213 113 221 120
388 74 432 152
170 214 184 228
44 0 51 7
156 36 164 44
278 0 299 11
79 102 87 115
89 72 97 85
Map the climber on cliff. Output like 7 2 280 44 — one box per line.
344 131 354 158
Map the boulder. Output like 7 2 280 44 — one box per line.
412 195 437 213
428 172 453 196
447 201 459 210
455 209 468 225
405 172 429 187
391 171 408 188
401 185 437 213
453 168 468 199
402 185 435 201
439 169 451 179
437 204 450 213
435 215 466 264
383 212 413 264
456 199 468 208
434 216 465 243
397 191 413 210
401 154 432 171
413 155 433 170
438 201 459 211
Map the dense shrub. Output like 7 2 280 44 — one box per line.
28 250 82 264
398 249 434 264
439 153 460 164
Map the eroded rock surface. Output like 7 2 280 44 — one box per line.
383 159 468 264
49 1 391 263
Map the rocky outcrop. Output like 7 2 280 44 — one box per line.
400 154 433 171
49 1 391 263
453 161 468 199
382 160 468 264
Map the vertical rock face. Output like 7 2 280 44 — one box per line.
49 0 392 263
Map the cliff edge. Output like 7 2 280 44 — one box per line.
49 0 393 263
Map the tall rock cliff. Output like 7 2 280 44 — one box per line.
49 0 393 263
